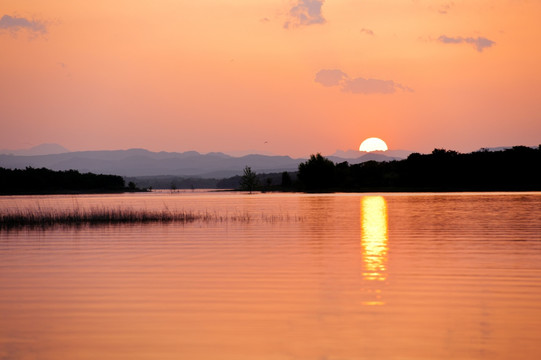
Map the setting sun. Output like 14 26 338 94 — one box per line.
359 138 388 152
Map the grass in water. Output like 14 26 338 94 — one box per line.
0 207 302 229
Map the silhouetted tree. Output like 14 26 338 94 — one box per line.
240 166 259 193
298 153 336 191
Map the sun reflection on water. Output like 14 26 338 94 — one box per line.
361 196 388 305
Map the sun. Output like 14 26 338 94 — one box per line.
359 137 388 152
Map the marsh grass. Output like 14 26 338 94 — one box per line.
0 206 302 229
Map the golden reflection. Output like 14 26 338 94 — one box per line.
361 196 388 305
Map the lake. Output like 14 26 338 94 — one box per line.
1 191 541 359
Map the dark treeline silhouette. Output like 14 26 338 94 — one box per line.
0 167 134 195
125 175 219 190
119 172 296 191
296 146 541 192
217 171 298 191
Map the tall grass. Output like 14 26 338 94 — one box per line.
0 207 302 229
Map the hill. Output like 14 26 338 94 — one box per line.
0 148 399 178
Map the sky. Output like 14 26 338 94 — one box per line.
1 0 540 157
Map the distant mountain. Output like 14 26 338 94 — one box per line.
224 149 277 157
0 149 299 177
328 152 403 164
330 149 414 159
0 143 70 156
0 148 401 178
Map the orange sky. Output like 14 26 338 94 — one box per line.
1 0 540 156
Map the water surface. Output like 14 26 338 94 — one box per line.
1 192 540 359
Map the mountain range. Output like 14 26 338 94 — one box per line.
0 145 408 178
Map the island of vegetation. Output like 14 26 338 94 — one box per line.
0 167 145 195
238 146 541 192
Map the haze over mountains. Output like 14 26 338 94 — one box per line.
0 144 408 178
0 143 70 156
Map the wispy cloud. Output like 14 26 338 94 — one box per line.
0 14 47 36
437 2 454 14
438 35 495 52
315 69 413 95
314 69 347 87
284 0 326 29
360 28 374 36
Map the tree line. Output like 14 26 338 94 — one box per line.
294 146 541 192
0 167 137 195
239 146 541 192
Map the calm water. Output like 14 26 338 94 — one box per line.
1 192 540 360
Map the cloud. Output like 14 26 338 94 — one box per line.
314 69 347 87
284 0 326 29
437 2 454 14
360 28 374 36
342 77 411 95
315 69 413 95
438 35 495 52
0 14 47 36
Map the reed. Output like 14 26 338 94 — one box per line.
0 207 302 229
